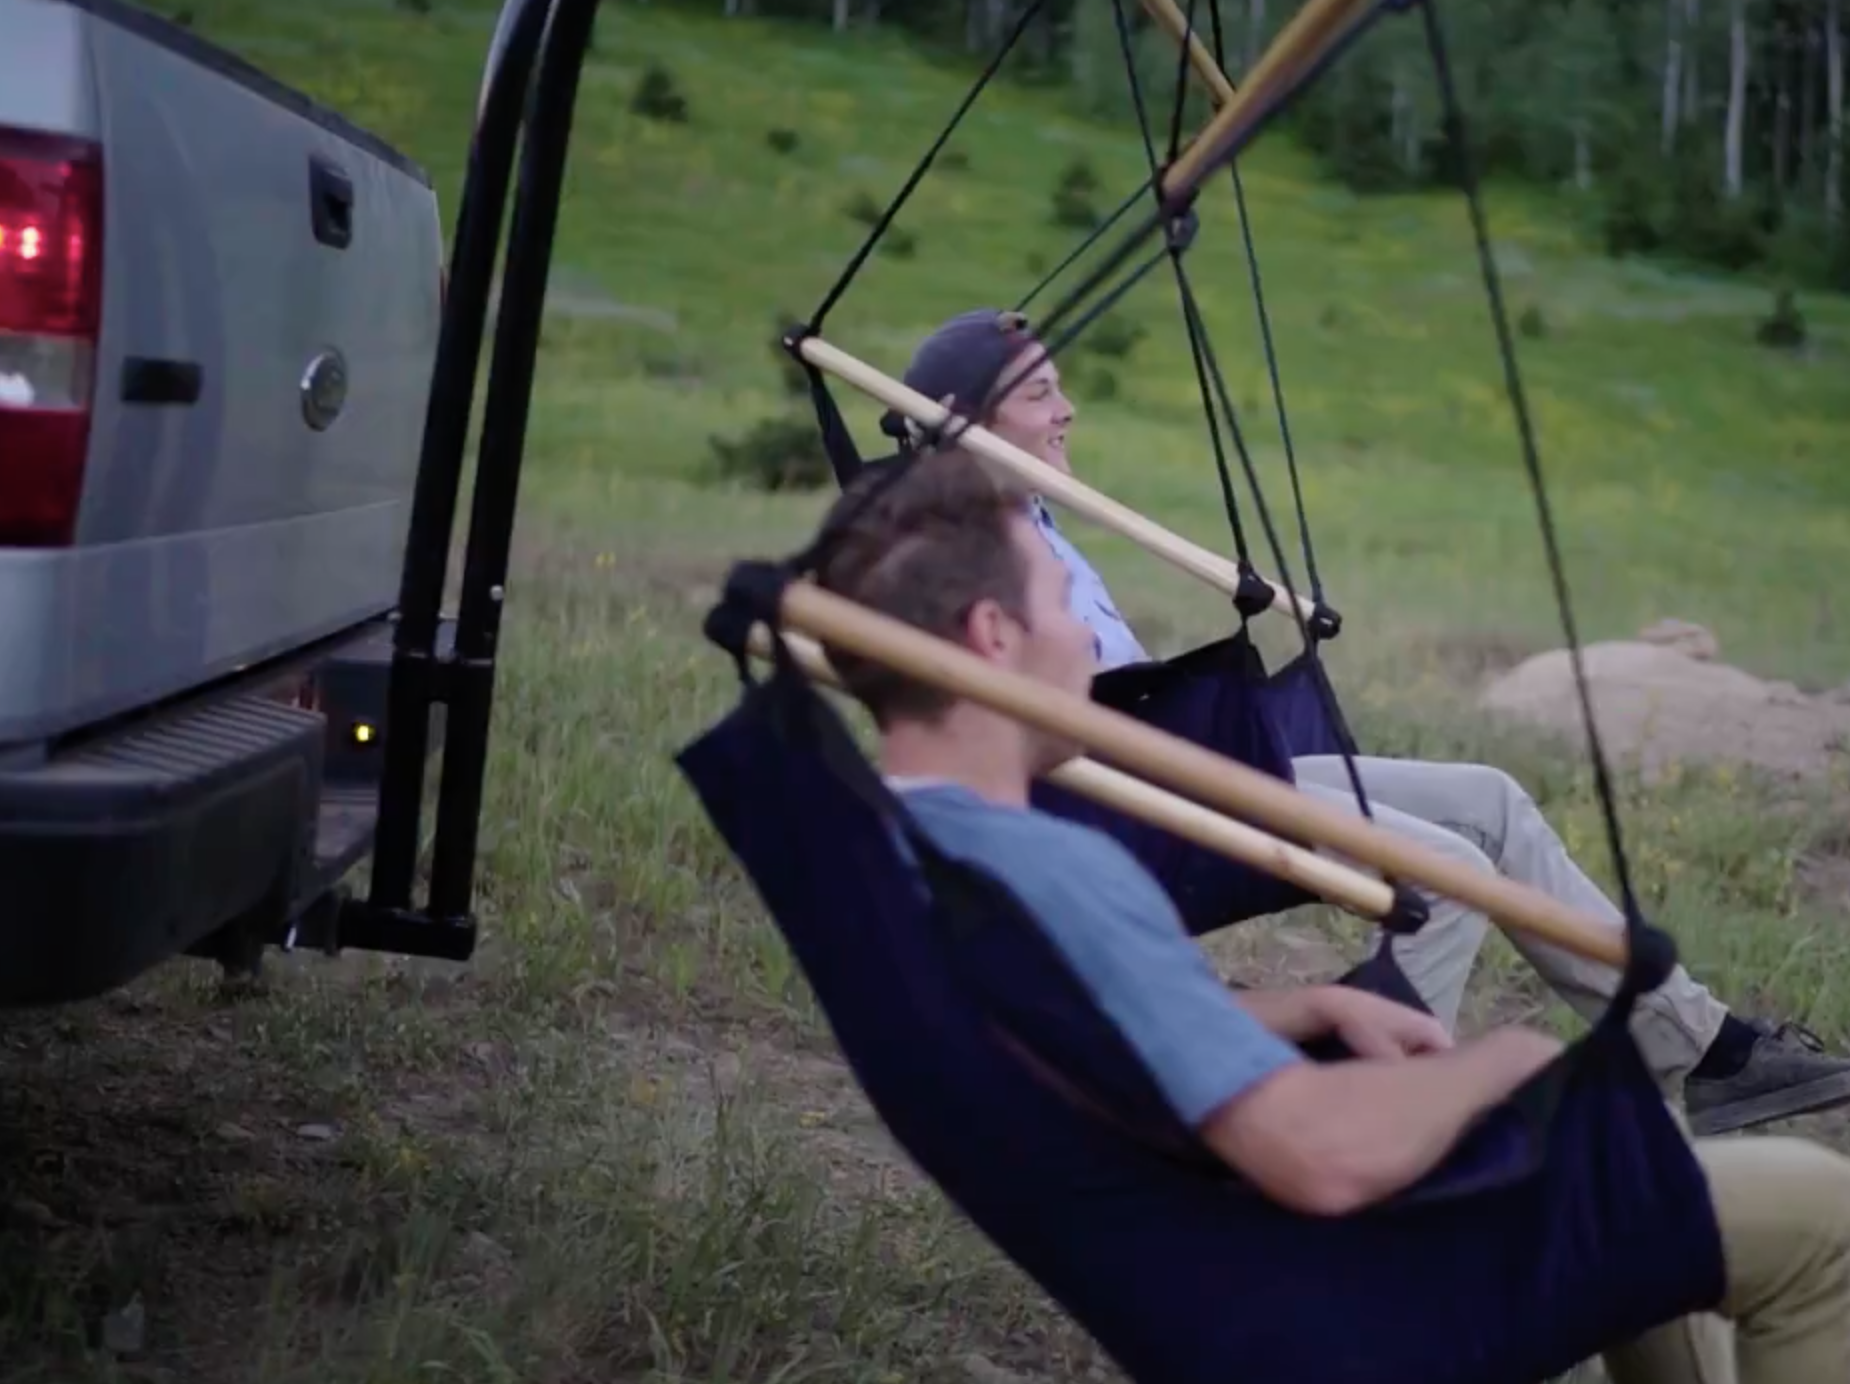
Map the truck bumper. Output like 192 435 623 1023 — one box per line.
0 695 324 1007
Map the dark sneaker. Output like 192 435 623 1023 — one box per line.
1686 1020 1850 1136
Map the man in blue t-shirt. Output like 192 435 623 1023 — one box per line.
884 306 1850 1140
808 446 1850 1380
813 444 1559 1212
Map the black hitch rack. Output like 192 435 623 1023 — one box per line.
324 0 605 963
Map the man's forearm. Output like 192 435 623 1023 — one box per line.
1310 1029 1563 1204
1202 1027 1563 1216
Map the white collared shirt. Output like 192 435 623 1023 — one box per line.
1028 498 1151 671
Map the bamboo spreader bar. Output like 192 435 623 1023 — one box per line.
794 334 1317 625
1162 0 1381 198
771 581 1630 970
749 625 1399 922
1136 0 1239 108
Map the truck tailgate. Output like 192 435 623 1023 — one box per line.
0 0 444 746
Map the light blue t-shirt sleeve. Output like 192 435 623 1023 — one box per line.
897 784 1304 1127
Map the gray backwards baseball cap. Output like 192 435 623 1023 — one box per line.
881 308 1037 447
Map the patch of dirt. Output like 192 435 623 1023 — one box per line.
1479 619 1850 783
0 987 384 1380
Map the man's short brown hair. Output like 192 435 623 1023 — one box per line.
810 449 1033 726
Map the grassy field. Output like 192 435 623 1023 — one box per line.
3 0 1850 1379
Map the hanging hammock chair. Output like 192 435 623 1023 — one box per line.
779 0 1438 999
674 1 1731 1380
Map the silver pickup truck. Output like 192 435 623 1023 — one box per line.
0 0 447 1005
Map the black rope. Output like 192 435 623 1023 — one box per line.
1165 0 1201 168
1204 0 1327 606
1014 196 1174 363
946 243 1174 449
792 241 1166 607
1016 175 1158 313
1112 0 1373 822
1416 0 1643 930
806 0 1048 332
1111 0 1254 572
1174 267 1376 822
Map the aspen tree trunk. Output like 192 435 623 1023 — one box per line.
1830 0 1845 225
1802 20 1819 181
1684 0 1702 123
1774 26 1792 192
1663 0 1684 152
1391 61 1410 171
1724 0 1747 198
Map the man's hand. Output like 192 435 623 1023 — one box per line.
1312 987 1453 1060
1233 984 1450 1058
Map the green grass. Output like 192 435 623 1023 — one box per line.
3 1 1850 1380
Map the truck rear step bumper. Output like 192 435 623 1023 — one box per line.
0 696 323 1007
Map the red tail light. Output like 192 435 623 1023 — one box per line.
0 126 102 547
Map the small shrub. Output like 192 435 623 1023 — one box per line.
1050 158 1102 230
640 344 702 382
1023 250 1048 278
708 414 831 492
170 6 195 24
766 127 800 155
1086 368 1120 401
939 148 972 174
882 226 918 260
632 63 689 123
842 190 883 228
1517 304 1548 340
1755 287 1807 350
1080 314 1146 361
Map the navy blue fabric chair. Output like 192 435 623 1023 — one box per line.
1257 641 1359 760
1028 629 1325 937
1026 627 1428 1014
678 580 1728 1384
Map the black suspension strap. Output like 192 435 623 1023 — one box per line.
1111 0 1375 831
1164 0 1203 167
968 239 1174 437
1016 175 1159 313
1109 0 1262 610
1417 0 1653 972
1173 260 1378 819
1001 0 1410 385
1203 0 1328 609
804 0 1049 334
898 245 1175 459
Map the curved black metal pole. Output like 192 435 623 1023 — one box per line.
425 0 603 926
364 0 557 923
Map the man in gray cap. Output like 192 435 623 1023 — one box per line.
888 306 1850 1138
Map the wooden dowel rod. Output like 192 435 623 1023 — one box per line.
1162 0 1379 199
795 334 1316 624
750 625 1399 922
1136 0 1239 107
774 581 1630 969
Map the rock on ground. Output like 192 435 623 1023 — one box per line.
1480 621 1850 782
